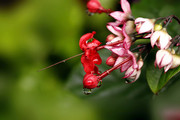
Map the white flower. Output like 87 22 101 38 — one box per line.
155 49 173 72
123 59 143 82
151 28 172 49
135 17 155 34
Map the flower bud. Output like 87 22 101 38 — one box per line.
106 34 116 43
106 55 117 66
154 24 163 31
87 0 104 13
83 74 99 89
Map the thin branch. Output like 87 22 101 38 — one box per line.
98 57 131 80
38 52 84 72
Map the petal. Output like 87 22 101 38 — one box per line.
110 11 127 22
106 25 123 36
104 45 113 50
135 17 147 24
138 21 153 34
111 47 127 56
137 60 143 69
106 37 121 45
123 37 131 49
161 52 173 67
105 44 127 56
150 31 160 48
124 70 140 83
92 52 102 65
121 0 131 14
144 33 152 38
122 24 132 49
159 32 172 49
123 66 134 78
114 57 124 69
87 39 101 49
164 62 173 72
121 59 133 72
81 55 95 74
108 21 122 26
156 50 166 66
135 70 141 80
127 50 138 69
128 69 138 78
156 50 173 68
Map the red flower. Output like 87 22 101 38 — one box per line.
79 31 101 51
79 31 102 74
81 50 102 74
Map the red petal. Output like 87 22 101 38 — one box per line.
81 55 95 74
79 31 96 50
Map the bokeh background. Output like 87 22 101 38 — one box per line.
0 0 180 120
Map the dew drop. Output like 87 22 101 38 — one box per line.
83 88 92 95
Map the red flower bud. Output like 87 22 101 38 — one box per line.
106 55 117 66
83 74 99 89
87 0 104 13
106 34 116 43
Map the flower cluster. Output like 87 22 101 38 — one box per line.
79 0 180 94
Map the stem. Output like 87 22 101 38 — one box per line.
177 47 180 55
130 44 147 51
38 52 84 72
156 15 180 25
102 9 113 14
169 35 180 48
164 17 173 28
172 15 180 24
156 17 166 21
97 45 105 50
98 57 131 80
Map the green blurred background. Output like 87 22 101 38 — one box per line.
0 0 179 120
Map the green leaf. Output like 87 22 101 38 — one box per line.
146 51 180 94
158 66 180 91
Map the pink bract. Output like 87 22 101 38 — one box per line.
110 0 132 24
